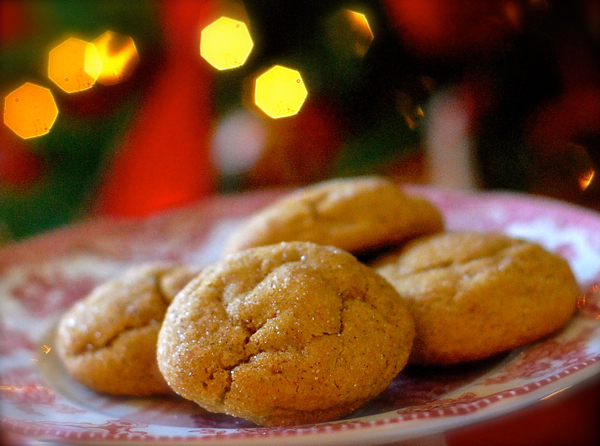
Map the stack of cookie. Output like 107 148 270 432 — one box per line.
56 176 579 426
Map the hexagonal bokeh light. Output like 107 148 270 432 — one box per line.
4 83 58 139
254 65 308 119
93 31 140 85
48 37 102 93
200 16 254 70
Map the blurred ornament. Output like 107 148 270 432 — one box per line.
247 98 342 188
0 126 44 187
211 108 266 177
383 0 520 58
200 16 253 70
254 65 308 119
525 17 600 174
425 88 480 189
3 82 58 139
92 31 140 86
0 0 33 46
48 37 102 93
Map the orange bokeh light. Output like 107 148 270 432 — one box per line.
4 82 58 139
579 169 595 190
345 10 374 56
327 8 374 58
48 37 102 93
93 31 140 85
254 65 308 119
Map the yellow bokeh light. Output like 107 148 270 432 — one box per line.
254 65 308 119
92 31 140 85
3 83 58 139
48 37 102 93
200 16 253 70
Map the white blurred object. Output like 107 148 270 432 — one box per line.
211 108 267 176
425 89 480 189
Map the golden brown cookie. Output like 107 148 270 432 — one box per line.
157 242 415 426
222 176 443 256
56 263 201 396
373 232 580 366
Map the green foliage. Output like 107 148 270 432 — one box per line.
0 0 162 240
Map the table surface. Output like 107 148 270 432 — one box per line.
445 375 600 446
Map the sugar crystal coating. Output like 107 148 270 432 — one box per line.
374 232 580 365
56 263 201 396
157 242 415 426
223 176 443 255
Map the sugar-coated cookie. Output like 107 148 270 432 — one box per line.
157 242 415 426
56 263 201 396
373 232 580 365
223 176 443 255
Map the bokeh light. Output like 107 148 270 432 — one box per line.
579 169 595 191
397 92 425 130
254 65 308 119
343 10 374 56
92 31 140 85
200 17 253 70
327 8 374 58
212 108 267 177
48 37 102 93
3 83 58 139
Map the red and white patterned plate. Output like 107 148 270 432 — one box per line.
1 186 600 445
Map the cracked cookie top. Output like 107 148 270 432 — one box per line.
56 263 201 396
374 232 580 366
157 242 415 426
222 176 444 256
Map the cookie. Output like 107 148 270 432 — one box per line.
157 242 415 426
222 176 443 256
373 232 580 365
56 263 201 396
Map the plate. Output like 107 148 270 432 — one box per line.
1 186 600 445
